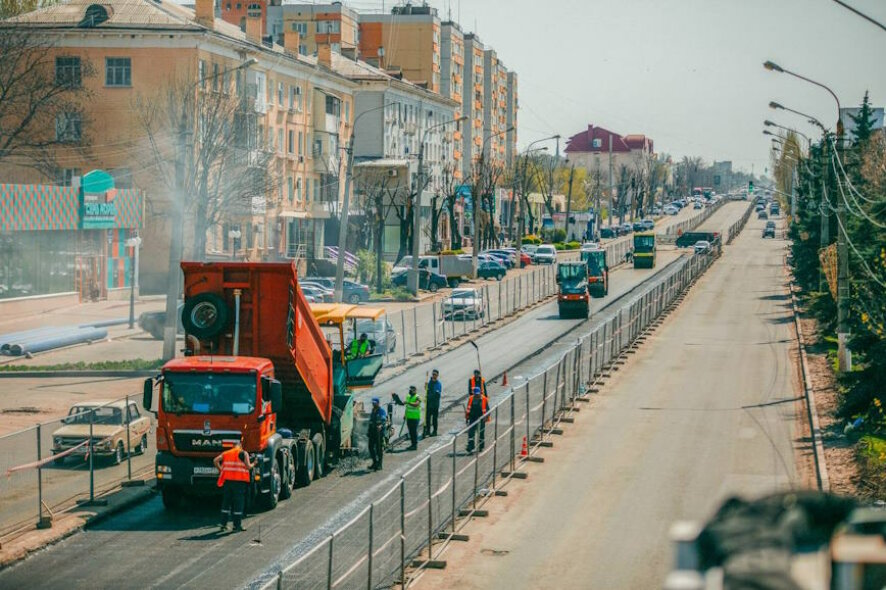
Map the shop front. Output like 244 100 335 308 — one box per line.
0 170 144 302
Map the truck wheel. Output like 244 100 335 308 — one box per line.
181 292 229 340
296 440 314 487
260 458 281 511
161 487 184 510
311 434 326 479
428 281 439 293
448 278 460 288
279 451 294 500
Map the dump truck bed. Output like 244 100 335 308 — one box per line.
180 262 334 425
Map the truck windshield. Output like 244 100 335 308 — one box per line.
558 265 586 281
582 251 605 273
634 236 655 250
162 372 257 415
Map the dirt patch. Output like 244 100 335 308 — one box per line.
798 316 862 497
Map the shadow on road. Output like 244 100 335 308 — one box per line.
758 293 791 301
766 316 796 325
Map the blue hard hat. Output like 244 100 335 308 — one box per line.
371 397 380 404
473 386 481 393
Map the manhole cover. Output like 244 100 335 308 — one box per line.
480 548 510 557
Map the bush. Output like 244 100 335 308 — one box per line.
439 249 465 255
356 249 375 285
553 242 565 251
552 228 567 243
392 287 414 301
522 234 542 245
566 241 581 250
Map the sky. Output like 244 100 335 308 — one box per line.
340 0 886 176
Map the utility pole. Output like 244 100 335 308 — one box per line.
819 140 830 292
835 125 850 371
608 135 614 227
334 131 356 303
163 112 187 361
564 164 575 240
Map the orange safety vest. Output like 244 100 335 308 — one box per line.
217 446 251 487
465 394 490 422
469 376 486 395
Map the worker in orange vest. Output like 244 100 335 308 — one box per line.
465 386 490 453
467 369 487 398
214 437 257 532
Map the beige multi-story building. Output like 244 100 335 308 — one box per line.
440 20 465 179
483 48 509 170
358 3 441 94
4 0 356 291
265 2 360 57
506 71 518 168
462 32 485 180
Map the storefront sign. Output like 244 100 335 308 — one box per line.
78 170 117 229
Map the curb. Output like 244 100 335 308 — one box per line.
0 370 157 379
787 266 830 492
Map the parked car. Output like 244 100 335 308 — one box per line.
641 219 655 231
488 249 518 267
620 222 633 235
693 201 703 210
52 400 151 466
301 284 333 303
762 221 776 239
632 221 645 232
477 260 508 281
534 244 557 264
599 227 616 239
664 206 679 216
651 206 662 215
483 250 514 269
350 318 397 354
442 288 485 320
693 240 712 254
521 244 539 259
303 277 370 304
138 303 183 340
517 251 532 267
391 268 448 292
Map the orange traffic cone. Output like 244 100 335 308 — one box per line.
520 436 528 457
502 370 508 386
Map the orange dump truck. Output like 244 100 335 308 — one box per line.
143 262 384 510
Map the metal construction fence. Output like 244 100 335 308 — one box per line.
0 394 155 537
662 197 727 237
260 247 720 590
726 202 755 245
382 237 634 364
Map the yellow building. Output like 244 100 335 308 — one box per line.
267 2 360 57
4 0 356 292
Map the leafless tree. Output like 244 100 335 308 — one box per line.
528 153 559 221
354 168 399 293
134 76 278 260
470 151 505 253
0 26 95 178
431 161 461 251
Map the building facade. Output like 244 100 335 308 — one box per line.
265 2 360 56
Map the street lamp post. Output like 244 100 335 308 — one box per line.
228 228 241 260
125 236 142 329
162 57 257 360
410 115 467 295
334 101 402 303
764 61 850 371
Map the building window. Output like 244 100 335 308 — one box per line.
313 138 322 157
296 177 302 201
198 59 205 88
58 168 80 186
287 176 293 202
313 178 319 201
55 112 81 142
277 82 284 105
295 85 303 110
269 126 275 150
278 128 283 153
246 3 260 17
343 101 349 122
288 85 295 110
55 57 81 88
316 19 340 33
298 44 307 55
225 3 230 9
105 57 131 87
235 69 242 95
288 129 294 154
235 2 241 8
213 63 220 92
291 22 307 35
268 78 274 104
592 138 602 149
325 94 340 117
306 178 311 201
298 131 303 157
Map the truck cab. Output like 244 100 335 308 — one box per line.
556 261 590 319
633 232 657 269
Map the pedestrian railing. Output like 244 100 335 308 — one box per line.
662 198 727 237
0 394 154 538
726 202 755 245
259 246 723 590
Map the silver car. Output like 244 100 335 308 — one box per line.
534 245 557 265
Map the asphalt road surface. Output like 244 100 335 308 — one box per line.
412 211 804 590
0 202 742 590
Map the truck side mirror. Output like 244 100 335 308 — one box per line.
142 378 153 412
270 380 283 414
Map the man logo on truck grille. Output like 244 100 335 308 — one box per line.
203 420 211 435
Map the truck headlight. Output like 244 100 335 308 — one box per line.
157 465 172 474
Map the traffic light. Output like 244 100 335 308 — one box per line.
748 180 754 194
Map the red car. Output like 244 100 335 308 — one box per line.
520 252 532 267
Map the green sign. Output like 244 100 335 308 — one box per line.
79 169 117 229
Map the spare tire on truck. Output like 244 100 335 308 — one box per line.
181 292 230 340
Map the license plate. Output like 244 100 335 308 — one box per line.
193 466 219 475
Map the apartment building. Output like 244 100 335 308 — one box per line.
461 33 485 180
506 71 519 168
482 48 509 169
440 20 465 179
358 3 442 94
4 0 356 292
265 2 360 56
338 58 458 258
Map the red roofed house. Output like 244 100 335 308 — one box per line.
564 125 654 207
